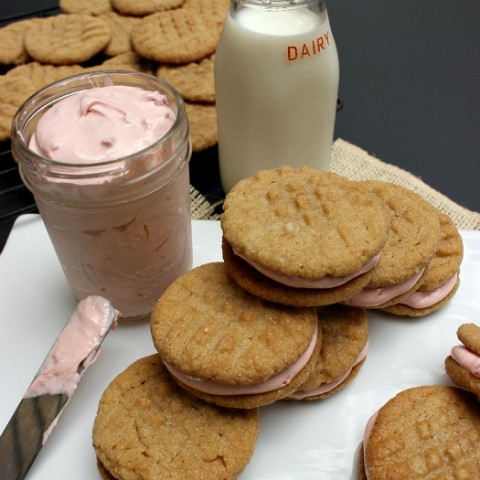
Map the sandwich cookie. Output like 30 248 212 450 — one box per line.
445 323 480 400
93 355 259 480
288 304 369 401
221 166 391 307
344 181 441 309
381 212 463 317
360 385 480 480
150 262 321 409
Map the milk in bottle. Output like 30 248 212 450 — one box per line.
215 0 339 192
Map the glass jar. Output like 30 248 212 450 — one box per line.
12 70 193 321
215 0 340 192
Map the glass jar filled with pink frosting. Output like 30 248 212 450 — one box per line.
12 71 193 321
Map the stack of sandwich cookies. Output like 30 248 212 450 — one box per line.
445 323 480 400
150 262 322 409
93 355 259 480
380 212 463 317
221 166 391 307
360 385 480 479
289 305 369 401
344 181 441 309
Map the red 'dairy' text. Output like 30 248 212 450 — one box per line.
287 31 331 61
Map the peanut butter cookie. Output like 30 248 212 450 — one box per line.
221 167 391 307
381 212 463 316
60 0 113 16
93 354 259 480
445 323 480 400
131 5 222 64
156 54 215 103
150 262 320 409
0 75 36 142
361 385 480 479
344 181 441 309
24 14 111 65
7 61 84 90
0 19 38 65
185 101 218 151
100 12 141 57
289 305 369 400
111 0 186 16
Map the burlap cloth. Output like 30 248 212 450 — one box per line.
190 138 480 230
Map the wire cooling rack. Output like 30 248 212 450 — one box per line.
0 7 61 251
0 141 38 252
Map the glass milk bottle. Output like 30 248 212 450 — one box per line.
215 0 340 192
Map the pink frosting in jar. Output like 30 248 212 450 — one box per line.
18 76 193 320
29 85 175 163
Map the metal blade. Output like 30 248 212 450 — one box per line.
0 296 118 479
0 393 68 480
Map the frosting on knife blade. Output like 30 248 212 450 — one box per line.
24 295 120 398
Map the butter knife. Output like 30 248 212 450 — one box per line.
0 295 120 480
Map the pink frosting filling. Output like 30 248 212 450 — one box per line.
288 341 369 400
234 249 381 289
362 410 379 479
343 268 425 308
163 322 318 396
451 345 480 378
399 273 458 309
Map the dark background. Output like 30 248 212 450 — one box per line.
1 0 479 251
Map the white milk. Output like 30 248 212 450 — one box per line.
215 4 340 192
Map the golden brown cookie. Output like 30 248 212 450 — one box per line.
289 305 369 400
445 323 480 400
131 6 222 64
93 354 259 480
7 61 85 91
344 181 441 309
185 101 218 152
189 0 230 27
361 385 480 479
99 52 156 74
381 212 463 317
156 54 215 103
0 75 37 142
24 14 111 65
100 12 141 57
221 167 391 307
111 0 186 16
150 262 320 409
60 0 113 15
0 19 38 65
